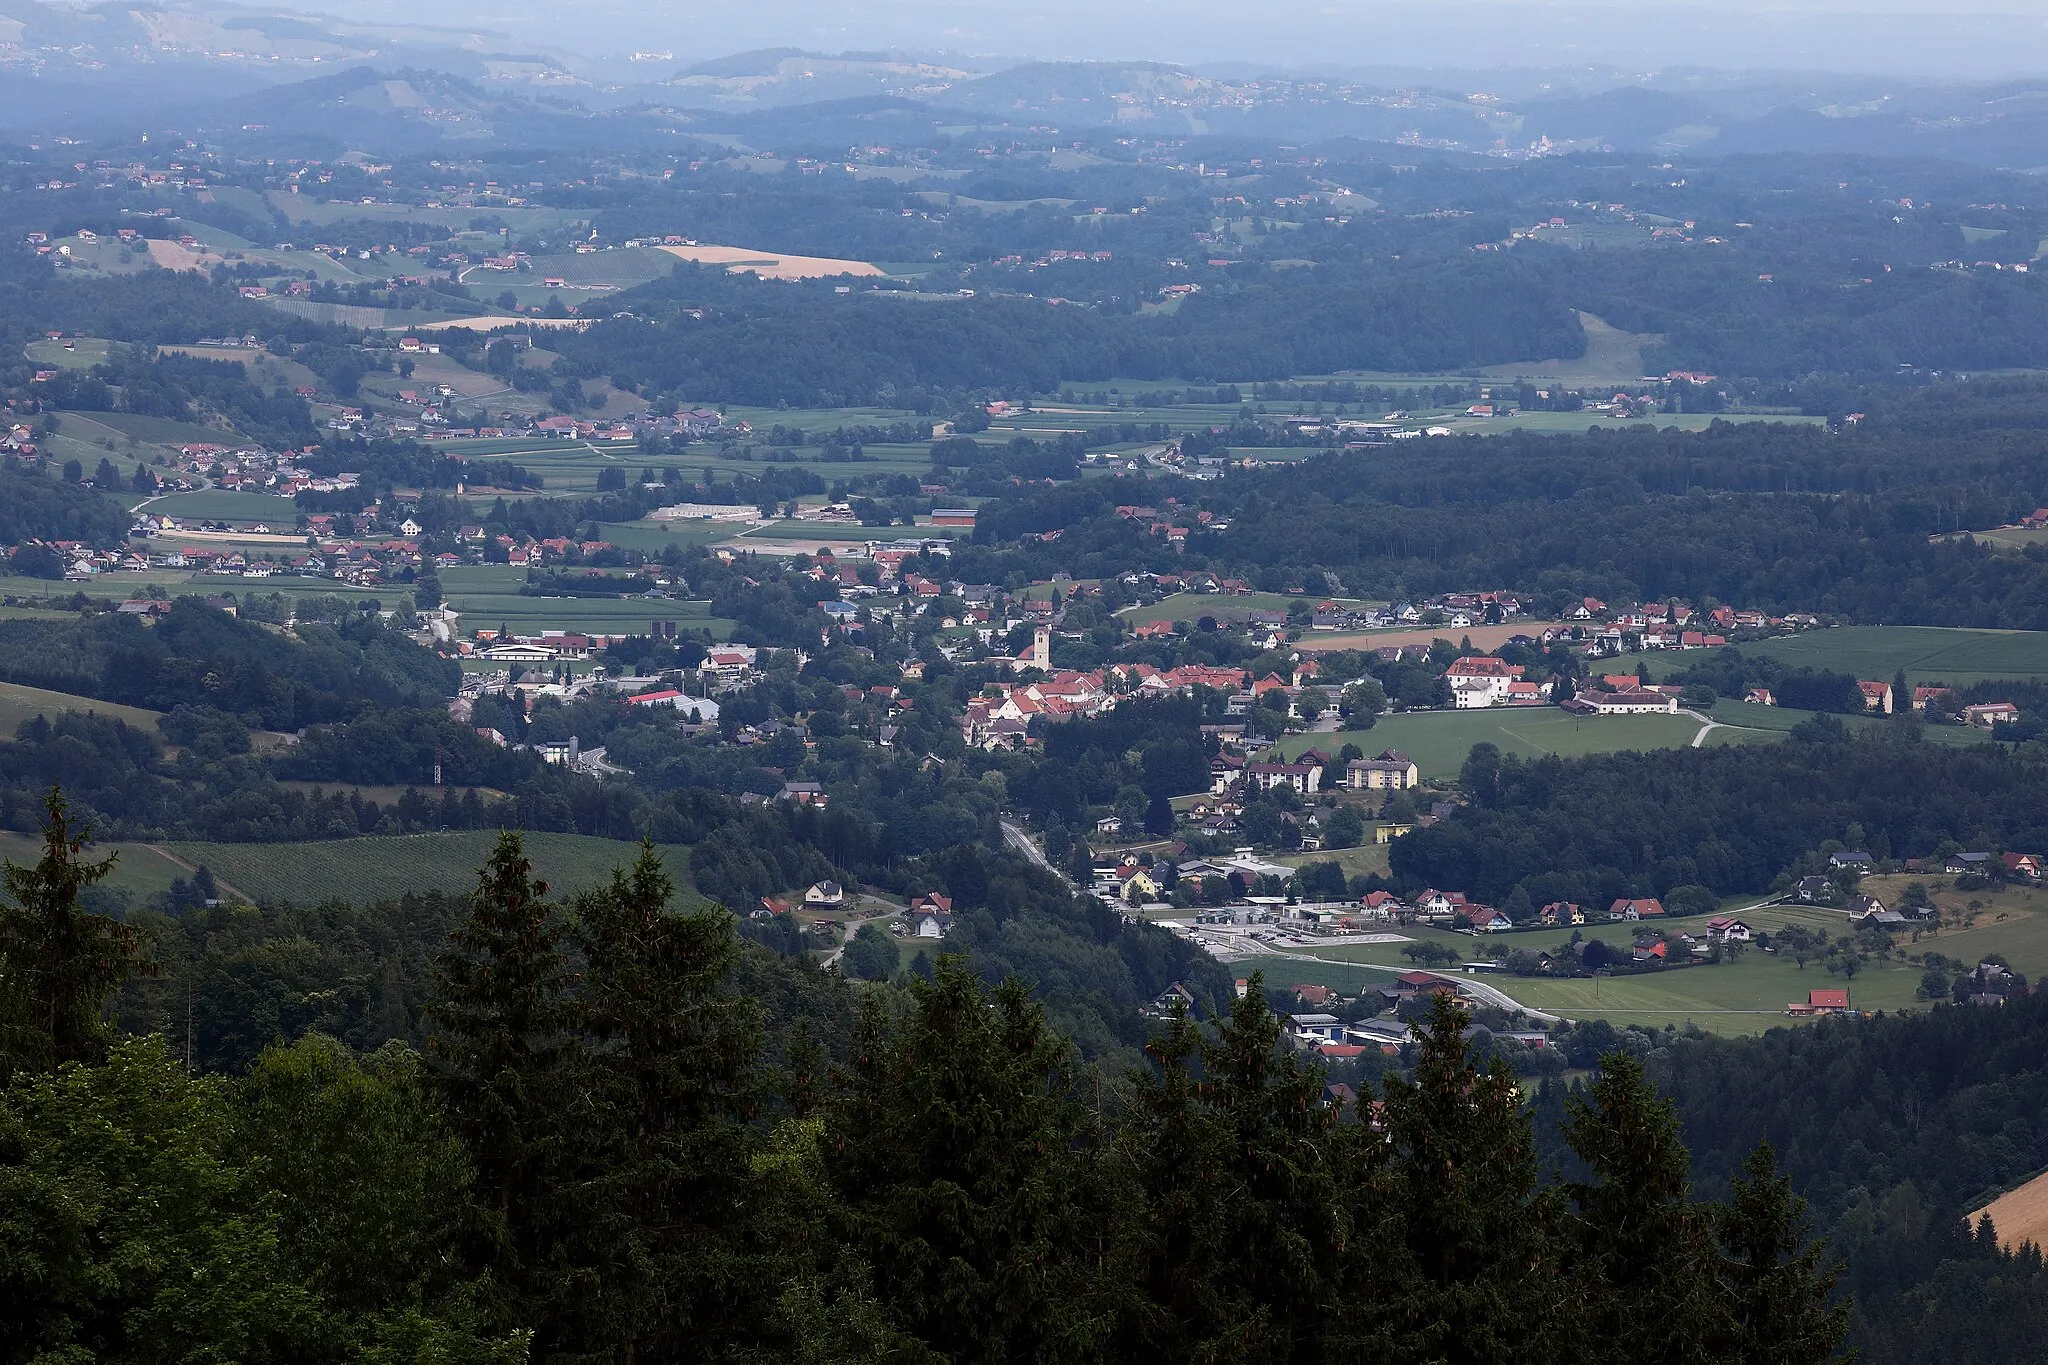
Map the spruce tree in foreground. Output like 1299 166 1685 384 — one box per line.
1565 1050 1723 1365
1716 1143 1849 1364
427 830 575 1340
825 958 1108 1364
571 841 765 1363
0 788 140 1080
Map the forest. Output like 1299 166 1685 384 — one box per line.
1 805 1850 1365
1645 998 2048 1364
0 457 130 549
553 253 1586 407
962 389 2048 626
0 599 459 727
1388 718 2048 909
18 792 2048 1363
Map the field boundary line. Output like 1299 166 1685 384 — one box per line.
144 845 253 905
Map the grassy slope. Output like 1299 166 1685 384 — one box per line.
1650 627 2048 688
1235 880 2048 1036
158 831 696 907
0 831 188 902
0 680 164 734
438 563 730 638
1276 708 1706 779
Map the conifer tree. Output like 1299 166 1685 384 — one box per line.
1197 977 1342 1364
0 788 139 1079
1565 1050 1722 1365
1111 1005 1241 1361
571 841 764 1362
1715 1143 1849 1364
1362 994 1572 1364
825 958 1105 1364
426 831 574 1337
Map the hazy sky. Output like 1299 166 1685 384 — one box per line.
330 0 2048 78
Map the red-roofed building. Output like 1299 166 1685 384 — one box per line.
1911 686 1954 712
1610 898 1665 921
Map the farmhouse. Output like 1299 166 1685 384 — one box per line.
1379 971 1461 1007
1705 916 1753 942
1912 686 1954 713
1964 702 2020 726
1609 897 1666 921
1858 680 1895 714
1415 888 1468 919
1789 988 1853 1016
1458 905 1513 933
1561 688 1680 716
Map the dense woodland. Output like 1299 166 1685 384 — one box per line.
1 807 1852 1365
1646 998 2048 1364
17 801 2048 1363
1391 718 2048 908
967 387 2048 625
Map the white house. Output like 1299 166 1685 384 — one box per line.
1290 1013 1344 1043
1562 688 1679 716
1443 656 1517 705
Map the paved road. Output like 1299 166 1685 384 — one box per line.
1250 943 1566 1024
818 902 893 969
1682 707 1721 748
1001 819 1062 879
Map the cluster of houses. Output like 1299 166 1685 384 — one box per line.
327 382 742 445
151 443 357 501
751 884 958 942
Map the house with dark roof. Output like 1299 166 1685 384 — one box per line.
1791 876 1837 905
1346 748 1419 790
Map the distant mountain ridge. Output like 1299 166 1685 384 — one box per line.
5 11 2048 169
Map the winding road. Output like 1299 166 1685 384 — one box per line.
1001 816 1592 1025
1248 943 1566 1024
